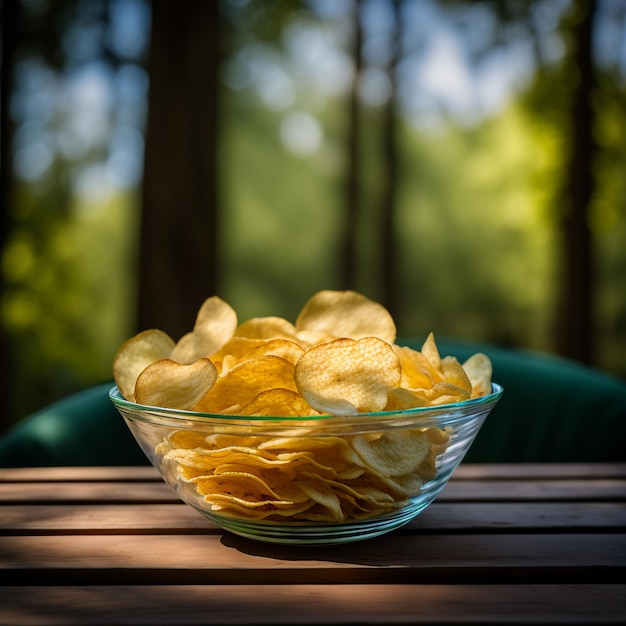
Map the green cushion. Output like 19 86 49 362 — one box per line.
399 337 626 463
1 340 625 466
0 383 148 467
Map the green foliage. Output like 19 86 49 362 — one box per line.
3 0 625 429
1 186 140 420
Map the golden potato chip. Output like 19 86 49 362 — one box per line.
384 387 430 411
232 388 318 417
164 446 275 472
167 430 210 449
394 345 435 390
193 470 309 503
234 316 297 340
235 338 304 367
329 478 397 505
295 337 402 415
295 289 397 344
420 332 444 382
209 337 266 369
416 451 437 483
441 356 473 394
349 430 431 477
463 352 493 398
294 329 338 348
210 499 314 520
170 296 238 364
407 382 471 405
134 358 218 409
422 426 451 452
193 355 298 414
297 478 344 522
113 329 176 401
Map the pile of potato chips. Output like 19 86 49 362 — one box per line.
113 289 493 523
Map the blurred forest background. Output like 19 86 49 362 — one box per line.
1 0 625 431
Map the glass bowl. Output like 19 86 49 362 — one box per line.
110 384 502 545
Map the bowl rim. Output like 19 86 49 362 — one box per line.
109 382 503 423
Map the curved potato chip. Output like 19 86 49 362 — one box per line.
210 336 267 367
350 430 431 477
463 352 493 398
234 316 298 340
295 337 402 415
235 338 304 367
193 355 298 414
441 355 472 393
171 296 238 364
295 290 397 344
385 387 430 411
134 358 218 409
298 478 344 522
113 329 176 401
393 345 436 390
407 382 471 405
420 332 444 382
234 388 317 417
193 470 308 502
294 329 337 348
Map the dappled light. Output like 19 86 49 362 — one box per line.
1 0 625 430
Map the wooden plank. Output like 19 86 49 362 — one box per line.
439 478 626 501
0 584 624 625
2 502 624 533
0 466 160 482
455 463 626 480
1 533 624 585
0 481 176 503
2 478 624 504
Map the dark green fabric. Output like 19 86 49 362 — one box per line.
1 340 625 466
0 383 148 467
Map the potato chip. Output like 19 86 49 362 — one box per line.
134 358 218 409
420 332 444 382
210 499 314 520
384 387 430 411
234 338 304 367
232 388 318 417
113 329 176 401
462 352 493 398
349 430 431 477
441 356 473 394
297 478 344 522
394 345 435 390
407 382 471 405
295 337 402 415
294 329 338 348
170 296 238 364
167 430 210 449
295 289 397 344
209 336 266 370
234 316 298 340
194 470 309 503
193 355 298 414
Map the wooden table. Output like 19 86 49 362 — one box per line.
1 463 625 625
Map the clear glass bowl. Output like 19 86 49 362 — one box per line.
110 384 502 545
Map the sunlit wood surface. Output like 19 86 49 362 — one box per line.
1 463 625 625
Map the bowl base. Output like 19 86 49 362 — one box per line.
196 501 431 545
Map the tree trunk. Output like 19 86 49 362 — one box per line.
341 0 363 291
138 0 221 340
380 0 400 317
555 0 597 364
0 0 20 432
